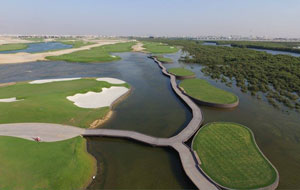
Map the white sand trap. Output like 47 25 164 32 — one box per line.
29 77 81 84
111 55 117 58
96 77 125 84
67 86 129 108
170 47 174 49
0 97 22 102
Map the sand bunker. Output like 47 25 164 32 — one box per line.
96 77 125 84
0 97 22 102
29 78 81 84
67 86 129 108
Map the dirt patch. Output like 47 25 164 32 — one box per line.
132 42 147 53
0 82 16 88
90 111 113 128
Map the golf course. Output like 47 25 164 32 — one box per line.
142 41 179 54
46 42 135 63
192 122 278 189
0 43 28 52
179 78 238 106
0 78 130 128
167 67 195 78
152 55 173 63
0 136 95 189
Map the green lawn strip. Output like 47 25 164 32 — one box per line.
142 41 179 54
167 67 195 77
153 55 173 63
46 42 135 63
179 78 238 104
0 79 129 128
57 40 95 48
193 122 277 189
0 136 95 190
0 43 28 52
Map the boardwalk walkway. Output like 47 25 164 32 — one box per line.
0 57 218 190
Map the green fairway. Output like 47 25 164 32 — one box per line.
179 78 238 104
57 40 95 48
0 43 28 52
142 42 179 54
167 68 195 77
153 55 173 63
46 42 135 63
193 122 277 189
0 78 129 128
0 136 95 190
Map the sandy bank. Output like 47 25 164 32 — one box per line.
96 77 125 84
29 77 81 84
0 40 127 64
0 82 16 87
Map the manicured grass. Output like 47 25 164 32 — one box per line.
193 122 277 189
46 42 135 63
0 43 28 52
57 40 95 48
142 42 179 54
153 55 173 63
167 67 195 77
0 136 95 189
179 78 238 104
0 78 129 128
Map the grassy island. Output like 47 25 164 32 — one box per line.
46 42 135 63
179 78 238 105
0 78 129 128
193 122 278 189
142 41 179 54
153 55 173 63
0 136 95 189
167 68 195 77
0 43 28 52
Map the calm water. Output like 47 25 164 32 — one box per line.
203 41 300 57
0 51 299 189
0 42 72 54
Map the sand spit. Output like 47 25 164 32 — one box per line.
96 77 125 84
67 86 129 108
29 78 81 84
132 42 146 52
0 97 22 102
0 40 128 64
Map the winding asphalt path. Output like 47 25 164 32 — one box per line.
0 57 218 190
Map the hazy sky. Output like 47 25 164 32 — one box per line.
1 0 299 37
